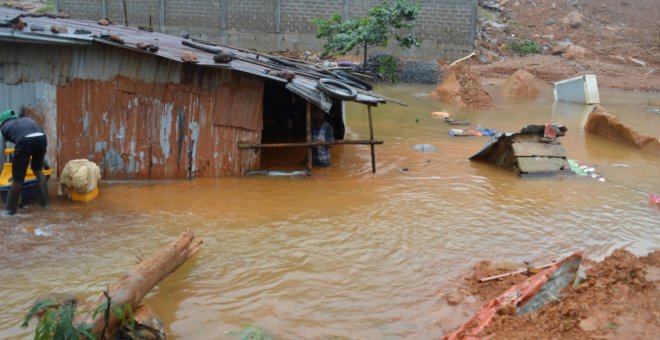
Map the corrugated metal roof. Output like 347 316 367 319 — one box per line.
0 8 400 109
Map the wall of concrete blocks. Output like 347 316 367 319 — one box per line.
57 0 477 61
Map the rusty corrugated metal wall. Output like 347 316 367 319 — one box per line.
1 42 264 178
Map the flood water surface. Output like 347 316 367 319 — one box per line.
1 84 659 339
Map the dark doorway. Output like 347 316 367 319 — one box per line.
260 81 345 169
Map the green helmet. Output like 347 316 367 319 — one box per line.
0 110 16 126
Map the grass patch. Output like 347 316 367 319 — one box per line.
510 40 541 56
478 8 497 21
36 0 54 14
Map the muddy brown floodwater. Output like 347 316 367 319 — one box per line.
0 83 659 339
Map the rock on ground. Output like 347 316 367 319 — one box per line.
431 64 493 109
563 45 588 60
584 106 660 155
501 69 540 98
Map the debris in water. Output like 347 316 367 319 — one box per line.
413 144 438 152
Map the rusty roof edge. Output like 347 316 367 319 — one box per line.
230 64 288 83
0 8 405 107
0 27 93 45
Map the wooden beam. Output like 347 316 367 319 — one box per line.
239 140 384 149
306 101 312 173
368 105 376 173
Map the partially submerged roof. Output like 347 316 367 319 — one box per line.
470 126 572 177
0 7 402 112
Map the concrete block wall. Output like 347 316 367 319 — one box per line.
227 0 275 33
58 0 477 61
58 0 103 19
280 0 342 34
164 0 218 27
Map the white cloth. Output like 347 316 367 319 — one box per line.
59 159 101 194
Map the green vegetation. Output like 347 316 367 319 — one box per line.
36 0 55 14
507 19 520 29
312 0 421 72
509 40 541 56
477 7 497 21
378 55 399 82
225 323 273 340
22 299 94 340
22 297 136 340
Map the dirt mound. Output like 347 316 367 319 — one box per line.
446 249 660 339
431 64 493 109
501 69 540 98
585 106 660 156
471 0 660 91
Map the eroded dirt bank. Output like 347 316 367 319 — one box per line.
442 249 660 339
471 0 660 92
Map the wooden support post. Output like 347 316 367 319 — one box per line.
54 0 59 13
306 101 312 174
368 105 376 173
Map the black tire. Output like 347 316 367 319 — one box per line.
316 78 358 100
268 56 297 67
334 74 368 91
335 70 373 91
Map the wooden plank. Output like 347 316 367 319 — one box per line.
306 101 312 173
517 157 569 174
368 105 376 173
239 140 384 149
512 142 567 157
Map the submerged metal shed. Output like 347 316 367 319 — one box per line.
470 126 572 177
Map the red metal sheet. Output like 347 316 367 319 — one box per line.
213 72 264 132
57 76 262 178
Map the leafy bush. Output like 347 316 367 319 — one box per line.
378 55 400 83
509 40 541 56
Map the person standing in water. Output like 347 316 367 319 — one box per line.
311 108 334 167
0 110 49 215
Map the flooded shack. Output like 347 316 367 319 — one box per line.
0 8 394 178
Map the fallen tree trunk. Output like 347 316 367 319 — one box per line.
74 229 202 337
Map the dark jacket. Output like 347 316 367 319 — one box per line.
0 117 44 144
0 117 46 171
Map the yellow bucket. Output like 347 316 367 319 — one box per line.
68 187 99 202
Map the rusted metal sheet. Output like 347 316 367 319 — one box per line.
0 43 182 85
0 8 394 107
57 76 262 178
213 72 264 131
0 82 58 170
